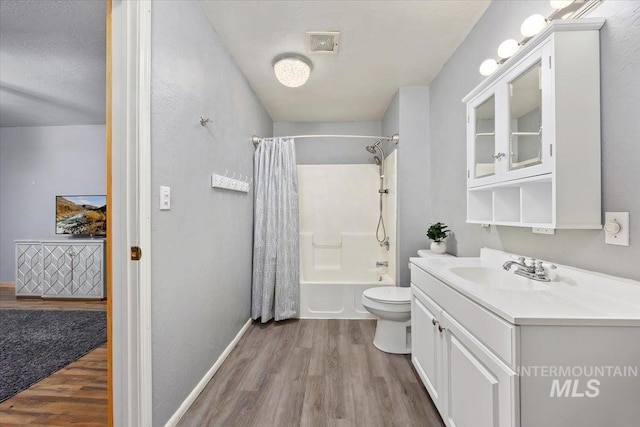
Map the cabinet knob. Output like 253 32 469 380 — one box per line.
432 318 438 326
438 324 446 333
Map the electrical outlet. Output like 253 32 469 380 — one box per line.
604 212 629 246
160 186 171 210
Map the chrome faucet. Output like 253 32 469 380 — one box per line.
376 261 389 268
503 257 556 282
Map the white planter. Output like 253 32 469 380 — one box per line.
430 241 447 254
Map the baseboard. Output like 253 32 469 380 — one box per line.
164 318 253 427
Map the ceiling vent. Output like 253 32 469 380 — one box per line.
306 31 340 54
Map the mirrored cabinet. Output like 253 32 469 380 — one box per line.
463 19 604 229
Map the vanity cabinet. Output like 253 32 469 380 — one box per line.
14 239 105 299
412 275 518 427
410 251 640 427
463 19 604 229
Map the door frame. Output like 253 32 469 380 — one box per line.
109 0 153 425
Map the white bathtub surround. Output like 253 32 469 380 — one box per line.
252 138 300 322
382 150 397 280
410 248 640 427
297 163 397 318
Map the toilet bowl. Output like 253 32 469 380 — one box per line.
362 286 412 354
363 249 454 354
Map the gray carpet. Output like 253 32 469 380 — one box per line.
0 309 107 402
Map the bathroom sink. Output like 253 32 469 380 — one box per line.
450 267 552 291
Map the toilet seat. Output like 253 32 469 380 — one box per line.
362 286 411 305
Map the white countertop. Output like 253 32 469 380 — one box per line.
410 248 640 326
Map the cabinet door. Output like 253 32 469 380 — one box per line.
71 244 104 297
411 285 444 412
442 312 518 427
42 244 73 297
15 243 42 296
468 91 504 188
501 42 553 182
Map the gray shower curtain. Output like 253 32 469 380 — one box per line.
252 137 300 322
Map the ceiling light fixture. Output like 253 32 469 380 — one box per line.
273 54 312 88
497 39 520 59
550 0 575 9
520 14 548 38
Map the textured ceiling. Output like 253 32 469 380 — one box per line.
199 0 490 122
0 0 106 127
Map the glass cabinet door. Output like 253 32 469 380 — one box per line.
473 95 497 180
508 62 543 172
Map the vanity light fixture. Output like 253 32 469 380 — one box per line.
550 0 575 9
497 39 520 59
520 14 548 38
479 59 499 76
273 54 312 88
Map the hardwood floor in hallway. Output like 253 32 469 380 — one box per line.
178 319 445 427
0 283 108 426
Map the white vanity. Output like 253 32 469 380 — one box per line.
410 248 640 427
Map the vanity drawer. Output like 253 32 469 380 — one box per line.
411 263 518 369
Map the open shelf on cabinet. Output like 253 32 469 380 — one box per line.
467 174 556 228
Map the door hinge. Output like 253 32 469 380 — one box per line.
550 144 553 157
467 170 470 178
548 56 552 69
467 115 469 124
131 246 142 261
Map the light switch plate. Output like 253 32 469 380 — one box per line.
160 186 171 210
604 212 629 246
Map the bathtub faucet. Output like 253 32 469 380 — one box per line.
376 261 389 268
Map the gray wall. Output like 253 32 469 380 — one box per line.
0 125 106 282
428 0 640 280
150 1 272 424
383 87 430 287
273 121 382 164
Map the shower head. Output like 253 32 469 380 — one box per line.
373 156 381 166
365 139 383 154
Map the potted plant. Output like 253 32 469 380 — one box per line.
427 222 450 254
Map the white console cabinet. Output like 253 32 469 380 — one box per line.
15 239 105 299
15 241 43 296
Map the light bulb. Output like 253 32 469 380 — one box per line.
520 14 547 38
550 0 574 9
479 59 498 76
497 39 520 59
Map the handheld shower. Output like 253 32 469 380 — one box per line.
364 141 389 250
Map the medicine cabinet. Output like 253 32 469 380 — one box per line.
463 19 605 229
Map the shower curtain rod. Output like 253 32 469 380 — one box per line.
252 133 400 147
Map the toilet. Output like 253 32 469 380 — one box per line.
362 249 454 354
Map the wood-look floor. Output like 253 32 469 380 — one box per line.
0 283 108 426
0 283 106 311
178 319 445 427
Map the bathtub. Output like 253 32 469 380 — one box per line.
299 273 395 319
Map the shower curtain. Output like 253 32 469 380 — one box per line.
252 137 300 322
